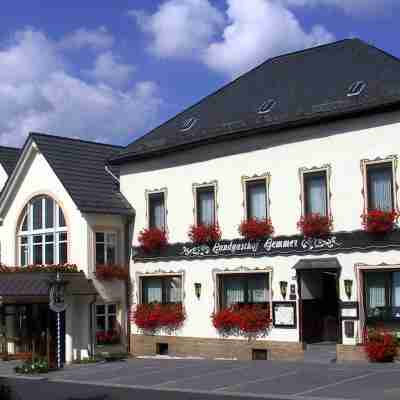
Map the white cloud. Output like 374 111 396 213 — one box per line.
0 29 162 146
129 0 224 58
84 51 135 88
58 26 114 50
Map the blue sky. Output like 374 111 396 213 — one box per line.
0 0 399 147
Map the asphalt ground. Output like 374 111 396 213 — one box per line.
1 358 400 400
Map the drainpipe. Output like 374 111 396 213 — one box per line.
89 295 97 357
125 213 135 354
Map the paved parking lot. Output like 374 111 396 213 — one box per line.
38 358 400 399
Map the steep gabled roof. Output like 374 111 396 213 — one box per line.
30 133 133 215
110 38 400 164
0 146 20 176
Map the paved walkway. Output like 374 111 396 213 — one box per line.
2 358 400 399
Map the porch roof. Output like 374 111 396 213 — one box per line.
0 272 97 297
293 257 341 271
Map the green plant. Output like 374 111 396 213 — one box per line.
73 356 103 364
14 358 50 374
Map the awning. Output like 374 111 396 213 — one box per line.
0 272 97 297
293 257 341 271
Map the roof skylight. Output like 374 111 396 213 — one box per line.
257 99 276 114
347 81 366 97
180 117 197 132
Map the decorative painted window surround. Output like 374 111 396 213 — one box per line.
299 165 332 217
241 173 271 220
192 181 218 226
145 188 168 231
360 156 398 213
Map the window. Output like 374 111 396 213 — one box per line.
95 232 117 265
347 81 366 97
196 186 216 225
148 192 166 230
366 162 394 212
219 274 270 309
257 99 276 114
246 180 267 220
303 171 328 216
96 303 118 334
18 196 68 266
141 275 182 304
365 271 400 321
180 117 197 132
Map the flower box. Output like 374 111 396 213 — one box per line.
133 303 186 333
188 224 222 244
138 228 168 253
238 218 274 240
96 331 120 346
0 264 79 273
364 329 397 362
211 305 271 339
361 210 399 234
297 213 333 237
95 264 128 281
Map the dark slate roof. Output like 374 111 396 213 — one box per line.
0 146 20 176
30 133 133 215
110 38 400 164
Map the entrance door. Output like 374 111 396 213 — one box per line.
299 269 340 343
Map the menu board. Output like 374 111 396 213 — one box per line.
272 302 296 328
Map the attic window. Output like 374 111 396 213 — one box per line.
257 99 276 114
180 117 197 132
347 81 366 97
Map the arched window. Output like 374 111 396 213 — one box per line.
18 196 68 266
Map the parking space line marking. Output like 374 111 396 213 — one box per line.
152 365 252 388
213 369 299 392
293 371 380 396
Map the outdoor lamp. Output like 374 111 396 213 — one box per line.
344 279 353 300
194 283 202 299
279 281 288 299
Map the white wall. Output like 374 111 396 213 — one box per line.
0 163 8 194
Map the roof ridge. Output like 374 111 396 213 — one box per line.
125 38 355 149
29 132 125 150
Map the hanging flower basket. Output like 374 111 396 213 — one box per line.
297 213 333 237
188 224 222 244
238 218 274 240
364 329 397 362
211 305 271 339
361 210 399 234
138 228 168 253
133 303 186 333
0 264 79 273
96 330 120 345
95 264 128 281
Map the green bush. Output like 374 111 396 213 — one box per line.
14 358 49 374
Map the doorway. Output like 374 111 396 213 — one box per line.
299 269 340 344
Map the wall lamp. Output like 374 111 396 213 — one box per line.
344 279 353 300
279 281 288 300
194 283 202 299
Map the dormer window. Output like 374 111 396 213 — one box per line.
180 117 197 132
257 99 275 114
347 81 366 97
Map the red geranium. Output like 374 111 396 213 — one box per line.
96 330 120 345
212 305 271 338
138 228 168 253
0 264 79 273
297 213 333 237
239 218 274 240
95 264 128 281
133 303 186 333
188 224 222 244
365 329 397 362
361 210 399 234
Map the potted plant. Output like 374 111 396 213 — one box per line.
361 209 399 234
188 224 222 244
239 218 274 240
365 328 397 362
297 213 333 237
95 264 128 281
138 228 168 253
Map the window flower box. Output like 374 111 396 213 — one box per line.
0 264 79 273
238 218 274 240
361 210 399 234
95 264 128 281
297 213 333 237
133 303 186 333
96 331 120 346
138 228 168 253
188 224 221 244
364 328 397 362
211 305 271 339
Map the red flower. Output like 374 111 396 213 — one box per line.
188 224 222 244
96 330 120 345
365 329 397 362
95 264 128 281
133 303 186 332
138 228 168 253
238 218 274 240
211 305 271 338
361 210 399 234
297 213 333 237
0 264 79 273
